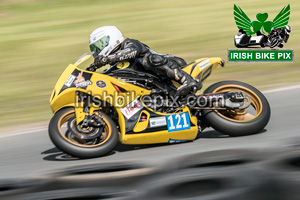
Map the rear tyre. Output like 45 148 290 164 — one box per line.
49 107 118 158
201 81 270 137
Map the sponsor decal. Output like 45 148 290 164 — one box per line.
150 116 167 128
229 4 293 62
96 80 107 88
198 59 210 70
121 99 143 119
203 94 224 100
168 139 189 143
119 50 137 60
59 69 93 94
117 61 130 69
75 71 92 88
65 75 76 87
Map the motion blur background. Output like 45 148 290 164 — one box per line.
0 0 299 127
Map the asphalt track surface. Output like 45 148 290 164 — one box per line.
0 85 299 179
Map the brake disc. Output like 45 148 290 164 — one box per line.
67 116 103 140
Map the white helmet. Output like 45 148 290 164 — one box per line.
285 25 291 35
89 26 124 56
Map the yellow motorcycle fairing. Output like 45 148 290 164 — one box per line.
49 53 224 145
50 54 150 116
115 97 199 144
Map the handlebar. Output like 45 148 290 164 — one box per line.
86 63 106 72
86 63 97 72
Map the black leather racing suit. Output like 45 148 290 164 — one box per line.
95 38 202 95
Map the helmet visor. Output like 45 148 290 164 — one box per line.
89 35 110 55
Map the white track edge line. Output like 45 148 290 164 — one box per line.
262 84 300 93
0 128 48 139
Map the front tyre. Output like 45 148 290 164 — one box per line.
49 107 118 158
201 81 270 137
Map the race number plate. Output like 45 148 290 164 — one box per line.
166 112 191 132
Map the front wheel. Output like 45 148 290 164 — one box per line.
201 81 270 137
49 107 118 158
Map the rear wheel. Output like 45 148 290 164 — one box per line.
201 81 270 136
49 107 118 158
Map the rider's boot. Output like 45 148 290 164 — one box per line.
173 68 202 96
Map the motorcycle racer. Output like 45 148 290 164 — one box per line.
88 26 202 96
266 25 291 48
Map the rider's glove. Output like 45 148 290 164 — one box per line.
94 55 108 67
107 54 118 65
86 63 97 72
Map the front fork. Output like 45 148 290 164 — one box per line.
74 91 104 127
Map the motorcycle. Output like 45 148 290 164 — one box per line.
49 53 271 158
265 26 291 48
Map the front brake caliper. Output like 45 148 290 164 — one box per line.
75 91 98 126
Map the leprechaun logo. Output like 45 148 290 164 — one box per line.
228 4 293 62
